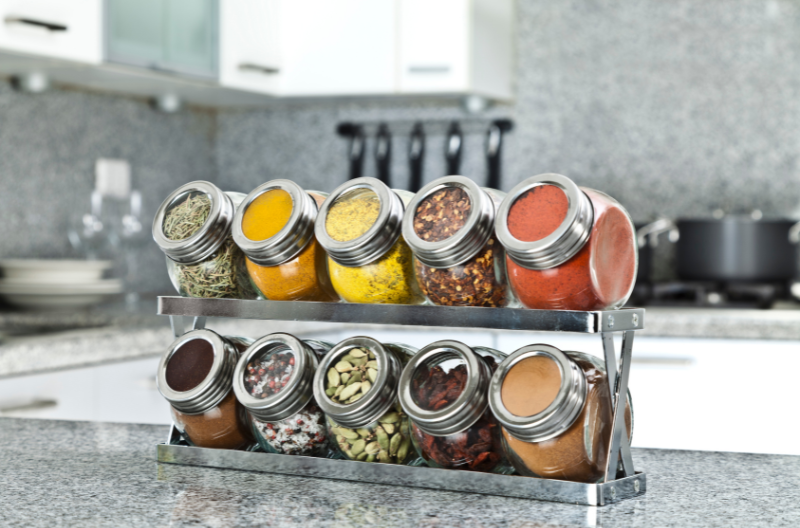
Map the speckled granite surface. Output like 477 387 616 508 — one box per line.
0 417 796 527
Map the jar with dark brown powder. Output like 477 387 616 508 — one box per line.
157 329 254 450
488 344 633 483
402 176 513 307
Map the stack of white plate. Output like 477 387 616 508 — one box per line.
0 260 123 309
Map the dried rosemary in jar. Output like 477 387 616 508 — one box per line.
402 176 513 307
153 181 257 299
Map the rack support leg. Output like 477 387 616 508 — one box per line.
602 330 635 482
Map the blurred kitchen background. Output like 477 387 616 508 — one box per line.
1 0 800 455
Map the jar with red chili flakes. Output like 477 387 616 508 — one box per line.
397 340 513 474
232 333 334 457
402 176 514 307
495 173 637 311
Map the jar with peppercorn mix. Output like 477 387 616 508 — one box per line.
232 333 333 456
488 344 633 483
157 329 254 450
231 180 338 302
153 181 258 299
495 173 637 311
397 340 513 473
313 336 417 464
402 176 514 307
315 177 425 305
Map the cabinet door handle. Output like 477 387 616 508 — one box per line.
238 63 280 74
4 16 68 32
408 65 451 74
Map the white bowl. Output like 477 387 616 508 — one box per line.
0 259 112 283
0 278 123 309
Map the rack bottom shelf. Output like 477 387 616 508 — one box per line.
156 443 645 506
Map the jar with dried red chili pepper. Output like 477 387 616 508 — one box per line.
402 176 513 307
397 340 513 473
232 333 334 457
313 336 418 464
495 173 637 311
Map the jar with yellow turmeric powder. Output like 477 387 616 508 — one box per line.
153 181 257 299
231 180 338 302
315 177 425 305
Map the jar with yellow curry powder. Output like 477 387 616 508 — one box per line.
153 181 257 299
315 177 425 305
231 180 338 302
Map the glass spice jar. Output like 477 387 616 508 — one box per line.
315 177 425 305
488 344 633 483
157 329 254 450
231 180 338 302
397 340 513 473
402 176 513 307
153 181 258 299
232 333 334 456
495 173 637 311
312 336 418 464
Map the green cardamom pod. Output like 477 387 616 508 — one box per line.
349 348 367 358
348 371 362 384
340 372 351 384
334 360 354 373
366 454 376 462
334 385 344 398
357 428 371 437
326 368 340 388
367 368 378 383
356 451 368 461
376 427 390 451
396 437 411 462
325 387 337 397
366 360 378 369
339 382 362 401
379 412 399 424
369 351 376 359
341 354 355 364
351 439 366 455
365 441 380 455
389 432 402 456
339 428 359 440
336 435 346 444
346 393 363 404
382 423 394 435
360 380 371 395
378 449 392 463
345 450 355 459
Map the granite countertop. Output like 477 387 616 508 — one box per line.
0 417 796 527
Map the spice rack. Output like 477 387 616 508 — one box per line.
156 297 647 506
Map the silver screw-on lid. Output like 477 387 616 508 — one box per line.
152 181 237 265
231 180 320 267
401 176 498 268
488 344 587 443
398 340 493 436
313 336 401 429
315 177 405 267
495 173 594 270
156 329 239 415
231 333 322 422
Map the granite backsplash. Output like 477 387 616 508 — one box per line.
3 0 800 293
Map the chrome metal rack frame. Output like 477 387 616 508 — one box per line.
156 297 646 506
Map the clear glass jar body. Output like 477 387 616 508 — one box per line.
171 390 254 450
408 347 512 473
250 400 330 456
328 238 425 305
327 404 413 464
500 351 633 483
167 239 258 299
247 239 338 302
506 189 637 310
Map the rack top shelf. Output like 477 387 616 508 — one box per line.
158 297 644 334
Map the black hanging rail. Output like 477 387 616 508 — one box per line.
337 118 514 138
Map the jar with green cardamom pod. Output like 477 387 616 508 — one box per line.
312 336 417 464
153 181 258 299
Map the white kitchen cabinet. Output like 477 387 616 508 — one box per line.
397 0 514 100
0 0 102 64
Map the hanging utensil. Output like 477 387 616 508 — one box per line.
375 123 391 186
444 121 463 175
485 122 503 189
408 122 425 192
348 125 365 180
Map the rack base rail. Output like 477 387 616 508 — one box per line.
156 297 646 506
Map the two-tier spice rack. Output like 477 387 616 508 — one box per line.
156 297 646 506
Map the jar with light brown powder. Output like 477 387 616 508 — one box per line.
157 329 254 450
488 344 632 483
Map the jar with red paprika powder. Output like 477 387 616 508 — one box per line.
488 344 633 483
232 333 334 457
402 176 513 307
495 174 637 311
397 340 513 474
157 329 254 450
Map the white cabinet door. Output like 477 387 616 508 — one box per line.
397 0 469 94
277 0 396 96
0 0 101 64
219 0 280 94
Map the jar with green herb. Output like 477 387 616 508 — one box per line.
313 336 418 464
315 177 425 305
153 181 257 299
